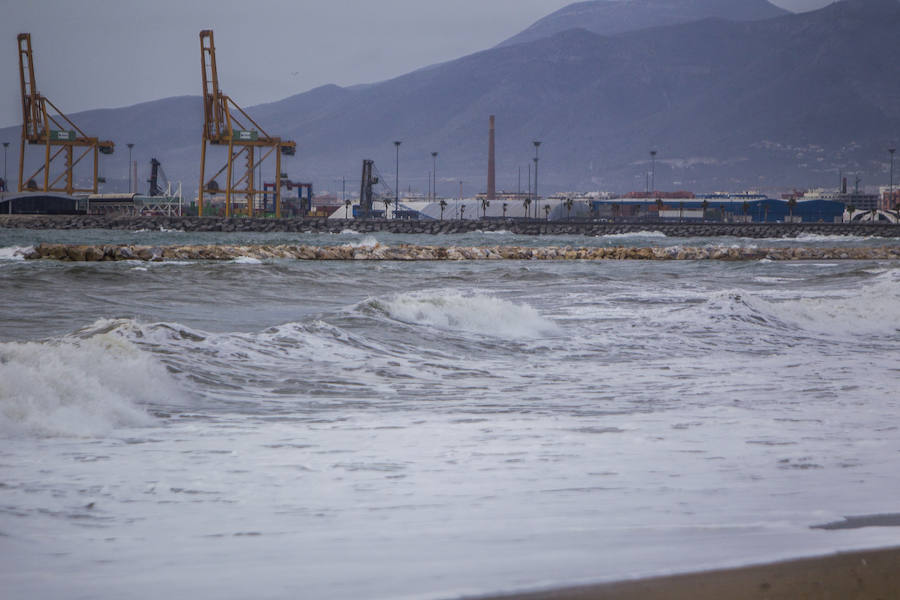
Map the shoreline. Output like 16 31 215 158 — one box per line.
18 242 900 262
464 546 900 600
2 214 900 238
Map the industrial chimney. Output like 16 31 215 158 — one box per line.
487 115 496 200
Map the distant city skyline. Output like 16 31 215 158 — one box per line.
0 0 834 128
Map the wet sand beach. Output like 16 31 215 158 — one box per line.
470 546 900 600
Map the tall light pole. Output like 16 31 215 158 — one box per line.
431 152 438 202
650 149 657 194
890 147 896 213
533 140 541 219
127 143 134 193
394 141 401 212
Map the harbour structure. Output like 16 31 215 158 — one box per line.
197 30 296 219
16 33 114 195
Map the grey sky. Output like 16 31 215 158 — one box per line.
1 0 831 129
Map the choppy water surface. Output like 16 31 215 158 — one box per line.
1 228 899 600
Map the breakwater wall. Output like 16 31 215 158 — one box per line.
3 215 900 238
22 243 900 262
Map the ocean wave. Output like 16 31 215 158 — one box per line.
701 270 900 337
339 229 361 236
364 290 559 339
232 256 263 264
343 236 379 249
597 231 667 240
0 246 31 261
0 329 176 437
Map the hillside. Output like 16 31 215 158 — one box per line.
2 0 898 197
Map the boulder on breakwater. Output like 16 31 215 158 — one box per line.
22 242 900 262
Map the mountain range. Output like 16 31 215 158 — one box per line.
3 0 899 197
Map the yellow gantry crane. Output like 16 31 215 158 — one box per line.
198 30 296 218
17 33 114 194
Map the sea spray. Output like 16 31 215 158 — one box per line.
0 330 175 437
371 290 559 339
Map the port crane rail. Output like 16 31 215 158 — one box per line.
17 33 114 194
198 29 296 218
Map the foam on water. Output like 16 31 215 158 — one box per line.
598 230 667 240
0 246 31 261
0 327 175 437
232 256 263 264
701 270 900 337
369 290 559 339
344 235 379 248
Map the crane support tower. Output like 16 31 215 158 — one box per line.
198 30 296 218
17 33 114 194
358 160 378 219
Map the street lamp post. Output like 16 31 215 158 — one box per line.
533 140 541 219
432 152 438 202
394 141 401 216
650 150 657 194
127 143 134 193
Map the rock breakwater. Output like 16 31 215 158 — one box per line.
2 214 900 238
21 243 900 262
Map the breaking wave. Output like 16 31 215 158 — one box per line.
0 329 176 437
364 290 559 339
0 246 31 261
700 270 900 337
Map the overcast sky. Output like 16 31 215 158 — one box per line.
1 0 832 129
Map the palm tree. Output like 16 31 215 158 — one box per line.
502 203 508 218
523 197 531 219
565 198 574 220
383 197 392 219
679 201 684 222
460 204 466 220
543 205 551 220
787 197 797 221
481 198 490 218
701 200 709 220
344 198 351 219
439 199 447 221
655 198 664 221
846 204 856 223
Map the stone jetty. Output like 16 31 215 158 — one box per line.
2 214 900 238
21 243 900 262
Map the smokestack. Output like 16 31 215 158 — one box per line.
487 115 496 200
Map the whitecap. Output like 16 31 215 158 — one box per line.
372 290 559 339
598 231 667 239
0 330 179 438
0 246 31 261
232 256 263 264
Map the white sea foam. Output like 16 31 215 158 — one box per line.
345 236 379 249
475 230 512 235
0 246 31 261
340 229 361 235
0 331 175 437
375 290 558 338
598 230 667 239
702 271 900 337
232 256 263 264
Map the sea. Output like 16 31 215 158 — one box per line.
1 227 899 600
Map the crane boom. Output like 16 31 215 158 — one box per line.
16 33 114 194
197 29 296 218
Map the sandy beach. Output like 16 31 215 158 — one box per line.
469 547 900 600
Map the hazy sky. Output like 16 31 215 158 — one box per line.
0 0 832 129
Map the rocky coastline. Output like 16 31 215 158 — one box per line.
21 242 900 262
3 214 900 238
